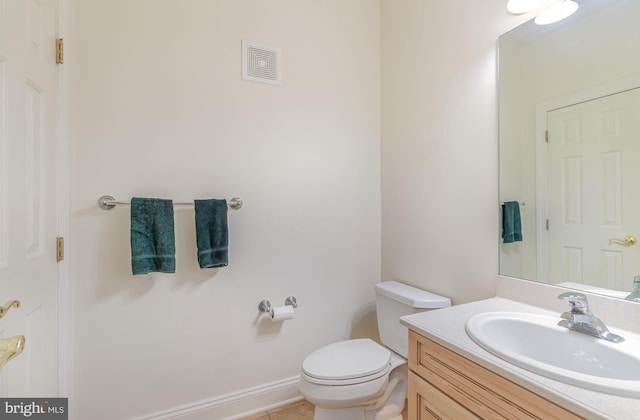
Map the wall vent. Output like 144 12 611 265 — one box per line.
242 40 281 86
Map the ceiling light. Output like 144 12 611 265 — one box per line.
534 0 579 25
506 0 546 14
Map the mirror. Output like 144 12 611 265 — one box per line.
498 0 640 300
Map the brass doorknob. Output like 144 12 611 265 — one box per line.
0 335 25 371
0 300 20 319
608 235 637 247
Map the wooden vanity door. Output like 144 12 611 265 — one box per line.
407 331 583 420
408 371 479 420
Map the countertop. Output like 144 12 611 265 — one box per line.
400 297 640 420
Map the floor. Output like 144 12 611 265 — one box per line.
238 400 314 420
239 399 408 420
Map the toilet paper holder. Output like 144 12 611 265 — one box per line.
258 296 298 313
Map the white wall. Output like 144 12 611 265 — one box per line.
380 0 525 305
69 1 380 418
68 0 554 417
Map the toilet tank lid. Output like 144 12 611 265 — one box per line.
376 281 451 308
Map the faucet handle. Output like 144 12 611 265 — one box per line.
558 292 590 314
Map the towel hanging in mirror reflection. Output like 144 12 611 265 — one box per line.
501 201 522 243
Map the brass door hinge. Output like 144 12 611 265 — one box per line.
56 39 64 64
546 219 550 231
56 237 64 262
545 130 549 143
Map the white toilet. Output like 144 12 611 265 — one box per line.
299 281 451 420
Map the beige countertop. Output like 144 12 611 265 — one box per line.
400 297 640 420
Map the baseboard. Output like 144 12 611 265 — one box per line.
137 376 302 420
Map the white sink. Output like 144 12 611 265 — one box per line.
465 312 640 397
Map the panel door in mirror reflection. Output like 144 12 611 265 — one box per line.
547 88 640 291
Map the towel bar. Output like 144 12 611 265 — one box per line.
98 195 243 211
500 201 525 207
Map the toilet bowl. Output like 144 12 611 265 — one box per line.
299 281 451 420
299 339 407 420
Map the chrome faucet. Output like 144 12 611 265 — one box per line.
557 292 624 343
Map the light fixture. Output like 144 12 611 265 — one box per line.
534 0 579 25
506 0 546 14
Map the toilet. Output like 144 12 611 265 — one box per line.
299 281 451 420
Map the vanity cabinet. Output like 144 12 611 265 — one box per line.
407 330 583 419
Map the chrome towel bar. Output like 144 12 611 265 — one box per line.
98 195 243 211
500 201 525 207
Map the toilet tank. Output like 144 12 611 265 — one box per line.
375 281 451 358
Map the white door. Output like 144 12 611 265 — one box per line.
547 87 640 291
0 0 61 396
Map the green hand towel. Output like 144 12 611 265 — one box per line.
502 201 522 243
130 197 176 275
194 199 228 268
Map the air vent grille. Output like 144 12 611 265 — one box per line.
242 40 281 86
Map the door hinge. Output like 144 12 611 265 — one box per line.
56 39 64 64
545 130 549 143
546 219 550 231
56 237 65 262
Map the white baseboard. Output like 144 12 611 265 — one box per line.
137 376 302 420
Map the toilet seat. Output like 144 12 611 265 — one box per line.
302 339 391 386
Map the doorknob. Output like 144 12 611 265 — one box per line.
0 335 25 371
608 235 637 247
0 300 20 320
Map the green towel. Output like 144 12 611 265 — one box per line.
502 201 522 243
194 199 228 268
130 197 176 275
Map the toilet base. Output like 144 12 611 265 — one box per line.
314 406 365 420
314 405 403 420
311 364 407 420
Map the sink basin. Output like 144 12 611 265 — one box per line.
465 312 640 397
